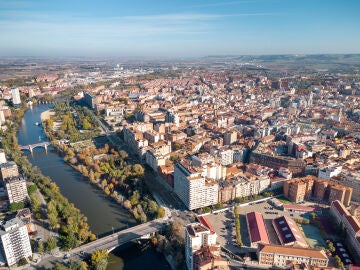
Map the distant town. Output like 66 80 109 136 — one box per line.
0 55 359 270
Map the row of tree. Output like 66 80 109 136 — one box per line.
0 126 94 250
234 205 243 246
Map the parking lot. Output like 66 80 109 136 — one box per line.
205 199 325 252
205 211 242 254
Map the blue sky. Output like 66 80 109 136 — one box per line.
0 0 359 57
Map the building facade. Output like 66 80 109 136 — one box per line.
11 88 21 105
185 218 218 270
5 176 28 204
0 218 32 266
174 162 218 210
257 244 328 268
0 162 19 182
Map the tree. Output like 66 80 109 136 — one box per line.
46 237 57 251
38 241 44 254
151 237 158 247
17 257 28 266
132 164 144 176
118 150 128 159
104 186 111 196
47 201 59 228
27 184 38 195
30 193 41 214
82 118 92 130
214 202 223 210
9 202 25 212
52 263 68 270
327 241 335 253
130 191 140 206
68 260 88 270
90 250 109 270
157 207 166 218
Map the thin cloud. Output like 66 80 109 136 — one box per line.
190 0 257 8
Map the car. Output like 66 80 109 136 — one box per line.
64 254 70 259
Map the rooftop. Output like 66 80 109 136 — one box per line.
246 211 270 244
258 243 328 260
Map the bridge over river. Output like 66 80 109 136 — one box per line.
71 218 168 255
35 218 169 268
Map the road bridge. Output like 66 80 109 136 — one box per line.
70 218 167 255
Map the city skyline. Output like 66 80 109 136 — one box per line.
0 0 359 57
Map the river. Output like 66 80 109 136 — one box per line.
16 104 170 270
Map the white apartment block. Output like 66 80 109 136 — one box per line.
174 162 218 210
201 163 225 181
0 150 6 164
185 221 217 270
235 175 270 198
145 150 166 172
11 88 21 105
5 176 28 204
105 105 124 117
332 171 360 203
219 149 234 166
0 218 32 266
318 165 342 180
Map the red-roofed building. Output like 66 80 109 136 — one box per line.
198 216 215 234
272 216 308 248
283 204 315 213
192 246 229 270
330 200 360 264
246 212 270 248
330 200 351 226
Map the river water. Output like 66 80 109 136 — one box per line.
16 104 170 270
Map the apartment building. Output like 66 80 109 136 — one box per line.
223 131 237 145
219 148 234 166
185 217 218 270
250 152 305 177
284 176 352 206
332 171 360 203
234 174 270 199
0 150 6 164
5 176 28 204
11 88 21 105
286 133 318 155
0 162 19 181
122 126 149 157
192 246 229 270
283 176 315 203
0 217 32 266
105 105 124 117
330 200 360 263
257 244 328 268
318 165 342 180
174 162 218 210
